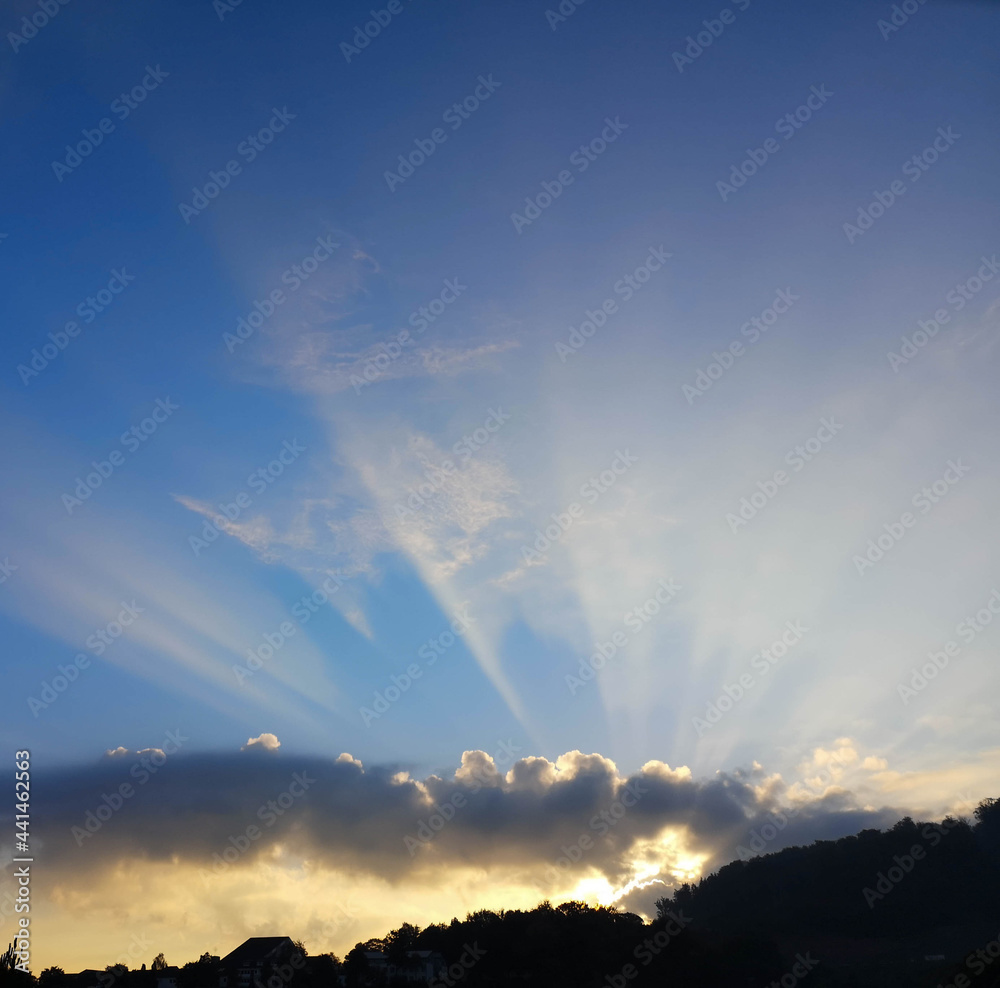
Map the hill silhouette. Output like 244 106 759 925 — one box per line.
4 798 998 988
340 796 1000 987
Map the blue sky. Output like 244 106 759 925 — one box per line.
2 0 1000 967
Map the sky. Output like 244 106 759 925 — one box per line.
1 0 999 971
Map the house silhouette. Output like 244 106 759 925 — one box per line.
219 938 296 988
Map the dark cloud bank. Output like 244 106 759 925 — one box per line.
14 743 904 903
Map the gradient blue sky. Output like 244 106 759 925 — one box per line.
2 0 999 967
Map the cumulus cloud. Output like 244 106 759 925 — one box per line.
29 744 902 900
105 745 167 760
242 732 281 751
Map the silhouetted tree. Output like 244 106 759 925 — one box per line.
177 956 217 988
383 923 420 964
341 945 372 988
0 943 34 988
36 799 1000 988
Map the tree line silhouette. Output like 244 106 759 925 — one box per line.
3 797 998 987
